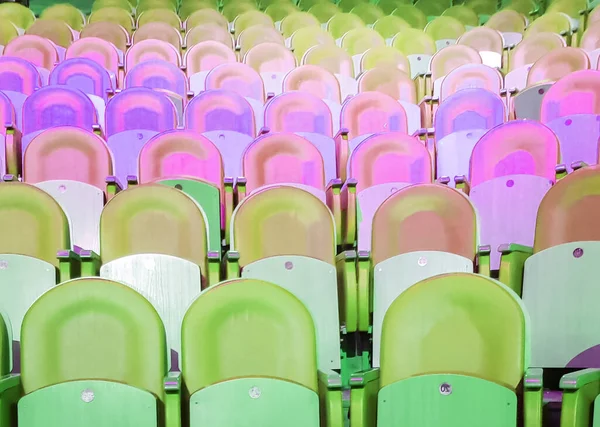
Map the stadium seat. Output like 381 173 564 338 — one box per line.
23 127 114 254
40 4 85 31
326 12 365 41
237 25 284 57
4 35 58 85
302 44 356 99
88 7 135 34
80 21 130 56
0 3 36 31
540 69 600 167
485 9 525 47
425 16 466 51
99 184 217 369
457 26 504 68
105 88 178 184
18 277 178 427
280 11 320 39
430 45 482 98
65 37 120 88
391 28 436 78
244 43 296 95
372 15 411 41
181 278 343 427
133 21 183 51
0 57 41 133
391 5 427 29
185 41 236 93
125 39 181 72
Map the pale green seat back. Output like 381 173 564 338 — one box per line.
182 278 318 393
381 273 527 389
442 5 480 27
523 165 600 368
41 4 86 31
392 4 428 29
21 277 167 396
0 3 36 30
425 16 466 50
0 18 19 46
415 0 449 19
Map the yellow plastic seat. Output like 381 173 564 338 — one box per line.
373 15 410 40
326 12 365 40
88 7 134 34
40 3 85 31
280 11 320 39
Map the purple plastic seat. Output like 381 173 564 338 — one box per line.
469 120 559 270
264 91 337 183
434 88 505 186
0 57 42 129
105 87 178 184
185 89 255 179
540 69 600 169
22 85 98 157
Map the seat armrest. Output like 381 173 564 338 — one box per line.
106 176 123 201
79 249 101 277
555 164 568 181
318 370 344 427
342 179 357 247
454 175 470 195
223 177 234 246
357 251 371 333
164 372 181 427
326 178 343 246
225 251 240 280
350 369 380 427
524 368 543 427
436 176 451 185
477 245 491 277
560 369 600 427
207 251 220 287
318 370 343 390
571 161 588 171
126 175 139 187
57 250 82 282
498 244 533 296
259 126 270 135
92 124 104 139
336 250 357 333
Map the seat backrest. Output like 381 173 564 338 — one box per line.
350 3 384 24
307 2 339 23
105 87 177 136
133 21 182 51
24 127 113 190
4 35 58 71
430 45 482 82
185 23 234 50
25 18 73 48
137 8 181 28
88 7 134 33
442 5 479 27
440 64 503 101
340 27 385 56
340 92 408 139
0 3 36 30
434 88 505 141
237 25 284 57
391 5 427 29
524 12 571 38
0 56 41 95
533 165 600 253
181 278 317 395
424 15 466 42
302 44 354 78
469 120 559 187
184 40 236 76
283 64 342 103
21 277 167 398
485 9 526 33
540 70 600 123
581 25 600 52
358 67 416 103
326 12 365 39
526 47 590 87
458 27 504 55
349 132 432 192
139 129 224 187
380 273 526 390
49 58 113 101
125 39 181 71
22 86 98 135
373 15 411 39
372 184 476 265
281 11 320 39
185 89 255 136
233 10 274 36
264 91 332 136
510 32 565 71
100 184 209 268
0 181 70 267
205 62 265 103
66 37 121 76
80 21 130 53
232 185 335 267
289 26 336 63
392 28 436 56
244 42 296 74
125 59 188 99
185 8 229 30
360 46 411 75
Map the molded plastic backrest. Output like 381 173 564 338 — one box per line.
534 165 600 253
100 184 209 266
290 27 336 62
380 273 526 389
372 184 476 265
242 133 326 193
391 5 427 29
0 181 70 266
222 2 256 21
4 35 58 71
373 15 410 39
265 2 299 22
66 37 120 77
525 12 571 38
510 32 565 71
350 3 383 24
181 279 318 395
340 92 408 139
125 59 188 99
443 5 479 27
25 19 73 48
361 46 410 75
185 8 228 29
424 16 466 41
88 7 134 33
244 43 296 73
22 86 97 135
233 10 274 36
126 39 181 71
358 67 416 103
283 64 341 103
21 278 167 397
441 64 503 100
184 41 236 76
430 45 482 82
133 22 182 50
185 89 255 136
49 58 113 101
185 24 235 50
281 11 320 38
540 70 600 123
0 57 41 95
470 120 559 187
485 9 526 33
80 21 130 53
340 27 385 56
327 12 365 40
415 0 447 17
264 91 332 136
392 28 436 56
526 47 590 87
232 185 335 266
105 88 177 136
24 127 113 190
0 3 36 29
0 92 15 131
0 18 18 47
434 88 505 141
302 44 353 78
458 27 504 54
581 25 600 51
139 130 224 186
137 8 181 28
237 25 284 57
308 2 339 23
205 62 265 102
349 132 432 192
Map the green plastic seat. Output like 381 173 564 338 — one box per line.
376 0 412 15
391 28 436 77
442 5 480 27
99 184 218 370
307 2 340 23
327 12 365 40
40 4 85 31
391 5 428 29
0 3 36 30
350 273 538 427
88 7 135 34
415 0 450 18
349 3 384 25
0 18 18 46
424 16 467 50
373 15 411 40
182 278 339 427
18 278 179 427
0 181 75 364
0 311 18 427
265 2 299 22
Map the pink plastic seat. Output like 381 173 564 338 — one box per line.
0 56 41 129
4 35 58 85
